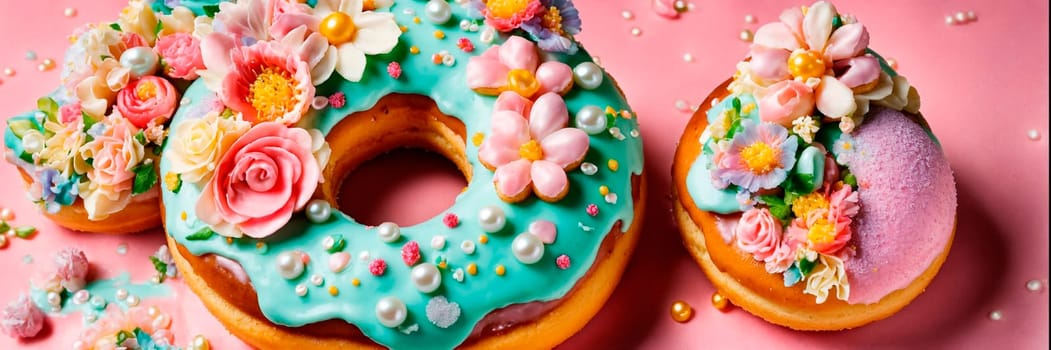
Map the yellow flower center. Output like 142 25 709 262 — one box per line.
519 140 544 161
792 192 829 221
319 12 357 45
507 68 540 98
135 81 158 100
487 0 530 18
788 50 826 80
542 6 564 35
248 67 298 122
739 141 781 175
807 218 836 245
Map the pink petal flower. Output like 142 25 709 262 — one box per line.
735 208 783 261
753 22 802 52
466 48 511 91
530 160 568 199
529 220 557 244
540 128 589 168
758 80 815 127
54 247 90 292
1 294 44 339
815 75 856 118
833 56 880 89
824 23 869 61
802 1 836 51
535 61 573 95
494 159 533 199
528 93 569 140
749 46 792 83
493 91 533 116
499 36 539 72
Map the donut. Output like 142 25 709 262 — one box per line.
153 0 644 348
671 1 956 330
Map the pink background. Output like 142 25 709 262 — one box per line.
1 0 1047 348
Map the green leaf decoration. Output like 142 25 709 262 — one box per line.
326 234 346 253
7 119 37 138
109 22 122 32
202 4 221 17
132 163 158 195
36 97 59 122
731 97 742 114
154 20 164 36
116 330 132 345
82 111 100 133
149 256 168 283
797 258 816 277
14 226 36 239
18 152 33 164
0 221 9 233
134 131 147 145
186 227 215 241
759 195 792 223
134 327 173 350
843 172 858 187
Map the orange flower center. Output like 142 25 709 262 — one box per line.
507 69 540 98
788 50 826 80
135 81 158 100
248 67 298 122
739 141 781 175
807 218 836 245
542 6 564 35
319 12 357 45
792 192 829 221
519 140 544 161
487 0 529 18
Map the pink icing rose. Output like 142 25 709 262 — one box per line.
196 122 320 238
759 80 815 127
81 117 142 193
765 240 799 273
1 294 44 339
787 208 852 255
735 208 783 261
466 36 573 98
155 33 205 80
59 102 83 124
121 32 149 50
54 247 90 292
116 76 178 129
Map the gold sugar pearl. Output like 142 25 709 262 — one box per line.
410 46 421 55
38 58 56 72
607 159 620 172
599 185 610 196
495 264 506 276
711 292 730 311
190 335 210 350
479 234 489 244
467 263 478 275
670 300 693 323
328 286 339 296
434 30 446 39
472 132 485 146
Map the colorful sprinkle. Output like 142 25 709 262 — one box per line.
466 263 478 275
607 159 620 172
387 62 403 79
434 30 446 39
586 204 599 217
472 132 485 146
352 278 361 287
432 53 443 65
413 16 421 24
256 242 267 251
328 286 339 296
599 185 610 196
495 265 506 276
456 37 475 52
410 46 421 55
442 213 459 228
555 254 570 270
402 241 421 266
328 92 346 108
478 234 488 244
369 259 387 276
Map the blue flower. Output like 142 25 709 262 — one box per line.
521 0 582 54
37 169 79 213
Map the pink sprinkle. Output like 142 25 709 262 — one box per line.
369 259 387 276
556 255 571 270
328 92 346 108
54 247 89 292
1 294 44 338
457 37 475 52
299 251 311 264
442 213 459 228
586 204 599 217
401 241 420 266
387 62 402 79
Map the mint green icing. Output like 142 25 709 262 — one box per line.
148 0 227 16
159 2 642 349
31 272 172 323
685 93 760 214
794 146 825 193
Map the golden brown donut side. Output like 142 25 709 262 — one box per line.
16 168 161 234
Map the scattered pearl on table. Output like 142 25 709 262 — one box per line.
116 243 128 255
630 27 642 36
683 53 694 63
575 105 608 135
954 11 967 23
1027 129 1041 141
711 292 729 311
477 206 506 233
572 62 604 90
3 67 15 76
191 335 211 350
0 208 13 221
276 251 306 279
38 58 56 72
1026 279 1044 292
670 300 693 323
119 47 159 79
115 288 129 301
306 199 332 223
20 130 45 154
944 15 956 25
424 0 452 24
739 29 754 42
377 222 401 242
511 232 545 264
967 11 977 21
0 235 6 248
126 295 140 307
411 263 442 293
24 51 36 61
988 310 1003 321
376 296 408 327
674 0 689 13
621 10 634 20
73 290 90 304
744 14 756 23
64 7 77 17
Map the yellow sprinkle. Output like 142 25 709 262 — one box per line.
742 103 756 115
180 211 187 221
256 242 266 250
599 185 609 196
328 286 339 296
438 261 448 269
225 237 234 245
413 16 421 24
605 106 617 115
472 132 485 146
620 110 633 120
434 30 446 39
410 46 420 55
467 263 478 275
352 278 361 287
479 234 488 244
495 265 506 276
607 159 620 172
399 25 408 33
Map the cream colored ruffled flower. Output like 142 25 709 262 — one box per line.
791 116 819 143
168 111 251 184
117 0 160 43
803 254 850 304
75 58 131 118
158 6 214 39
39 119 89 178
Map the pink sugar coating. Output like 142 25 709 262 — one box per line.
843 109 957 304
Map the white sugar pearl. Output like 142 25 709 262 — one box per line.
431 235 446 250
411 263 442 293
191 335 210 350
276 251 305 280
480 27 497 44
115 288 129 301
478 206 506 233
622 10 634 20
988 310 1003 321
310 274 324 286
125 295 140 307
572 62 604 90
46 291 61 307
954 11 967 23
945 15 956 25
306 200 331 223
1027 129 1041 141
21 130 45 154
460 240 476 255
119 47 159 79
580 162 598 175
683 53 694 62
1026 280 1044 292
744 14 756 23
425 0 452 24
511 232 544 264
295 284 308 297
575 105 607 135
377 222 401 242
73 290 90 304
376 296 408 327
459 19 471 30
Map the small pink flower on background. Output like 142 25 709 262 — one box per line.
116 76 178 128
196 122 322 238
466 36 573 98
735 208 783 261
1 294 44 339
59 102 83 124
54 247 90 292
218 42 314 126
155 33 205 80
759 80 815 127
478 92 589 202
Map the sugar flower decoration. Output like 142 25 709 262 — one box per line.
478 92 589 202
54 247 90 292
468 0 543 32
521 0 582 54
210 42 315 125
1 294 44 339
711 120 799 192
803 254 849 303
311 0 402 82
116 76 179 128
167 111 252 184
76 306 175 349
466 36 573 98
77 115 147 220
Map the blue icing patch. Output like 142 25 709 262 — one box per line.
31 272 172 324
159 2 642 349
148 0 228 16
686 93 761 214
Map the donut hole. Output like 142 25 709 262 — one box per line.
321 94 471 226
